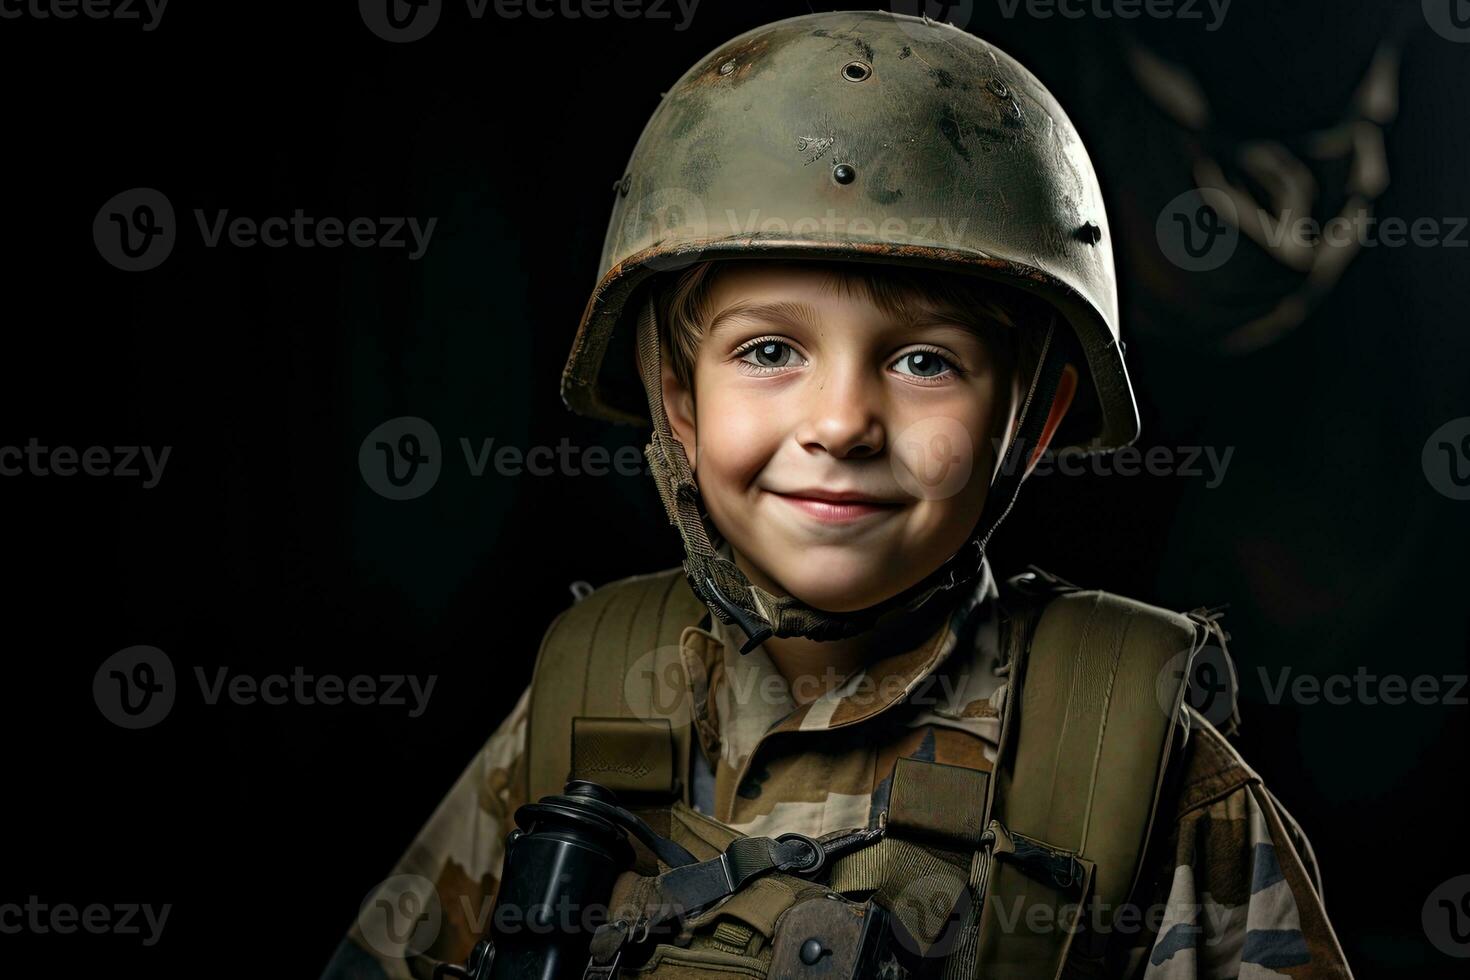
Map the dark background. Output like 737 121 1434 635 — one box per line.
2 1 1466 976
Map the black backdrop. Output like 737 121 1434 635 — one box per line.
2 1 1466 977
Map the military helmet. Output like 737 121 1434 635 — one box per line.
563 10 1136 650
565 8 1137 452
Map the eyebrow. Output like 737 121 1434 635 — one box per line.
706 299 978 339
706 300 819 338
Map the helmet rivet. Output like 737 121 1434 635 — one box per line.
832 164 856 185
1077 221 1102 245
842 60 872 82
718 59 736 76
617 174 631 198
988 76 1010 99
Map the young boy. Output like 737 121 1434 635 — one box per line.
323 11 1351 979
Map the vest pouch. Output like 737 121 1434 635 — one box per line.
617 873 830 978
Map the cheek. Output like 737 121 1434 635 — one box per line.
691 376 782 490
888 386 999 506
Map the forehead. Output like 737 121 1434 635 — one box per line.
690 260 993 348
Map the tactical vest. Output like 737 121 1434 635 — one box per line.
520 566 1223 979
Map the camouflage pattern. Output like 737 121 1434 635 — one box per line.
320 565 1352 979
1114 718 1350 979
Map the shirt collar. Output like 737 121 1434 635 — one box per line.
679 547 1000 768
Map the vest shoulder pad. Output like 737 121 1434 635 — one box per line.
526 566 707 801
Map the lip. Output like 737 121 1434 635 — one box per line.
767 489 904 525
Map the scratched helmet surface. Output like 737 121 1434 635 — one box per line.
564 8 1138 452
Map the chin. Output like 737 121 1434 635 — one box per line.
769 567 904 614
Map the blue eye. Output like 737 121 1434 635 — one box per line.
893 350 954 378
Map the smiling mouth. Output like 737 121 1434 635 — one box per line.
768 491 904 525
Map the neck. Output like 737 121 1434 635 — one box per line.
729 550 957 706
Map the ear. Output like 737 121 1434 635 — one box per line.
1023 363 1078 478
660 356 698 470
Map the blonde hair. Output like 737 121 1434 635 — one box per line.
651 260 1049 401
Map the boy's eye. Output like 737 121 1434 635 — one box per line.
892 350 955 379
738 339 803 370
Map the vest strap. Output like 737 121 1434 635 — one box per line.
972 580 1203 978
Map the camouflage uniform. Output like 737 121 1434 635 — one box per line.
321 562 1352 979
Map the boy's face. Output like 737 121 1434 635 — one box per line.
661 262 1030 613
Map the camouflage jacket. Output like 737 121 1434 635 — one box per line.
321 566 1353 979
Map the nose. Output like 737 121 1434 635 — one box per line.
793 360 886 459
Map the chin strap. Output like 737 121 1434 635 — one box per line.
635 289 1067 653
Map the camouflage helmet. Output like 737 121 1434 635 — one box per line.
563 10 1136 650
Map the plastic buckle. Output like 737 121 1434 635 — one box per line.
943 537 985 591
701 574 773 654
